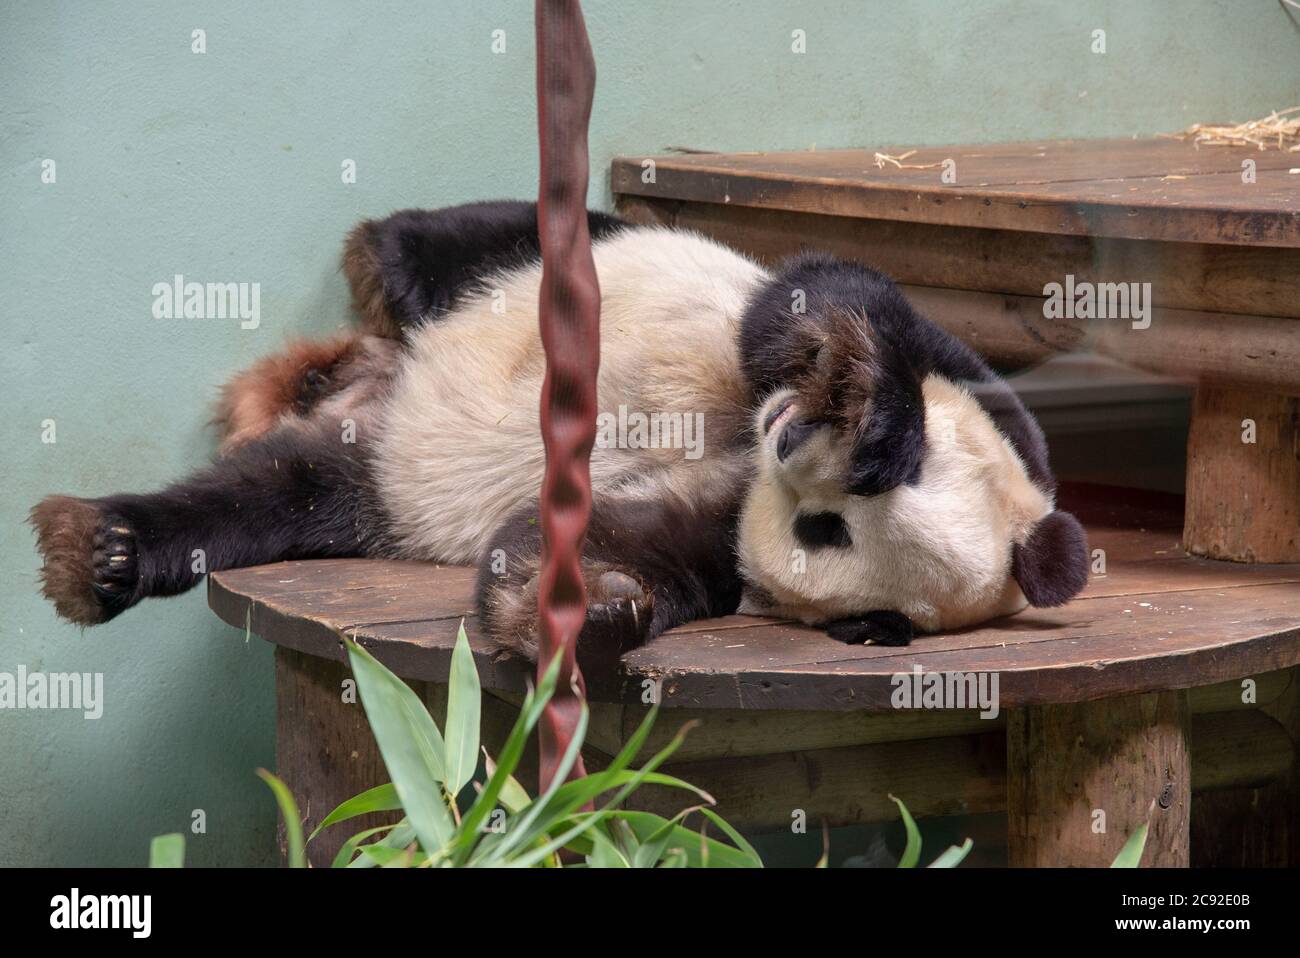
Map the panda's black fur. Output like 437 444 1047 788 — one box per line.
31 200 1088 666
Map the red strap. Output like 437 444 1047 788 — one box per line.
534 0 598 790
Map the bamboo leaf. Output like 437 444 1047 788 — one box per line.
890 794 922 869
344 636 454 856
148 833 185 869
698 807 762 867
451 653 562 864
479 696 591 863
443 621 481 796
503 718 696 868
309 783 402 842
257 769 306 868
928 838 973 868
330 824 399 868
1110 823 1149 868
347 819 416 869
632 806 707 868
586 826 631 868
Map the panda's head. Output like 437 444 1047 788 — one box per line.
735 255 1088 637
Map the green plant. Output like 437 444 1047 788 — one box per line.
890 795 973 868
154 622 761 868
1109 822 1149 868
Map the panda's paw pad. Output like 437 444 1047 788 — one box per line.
825 610 914 647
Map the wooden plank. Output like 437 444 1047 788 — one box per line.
613 139 1300 246
585 670 1290 764
619 139 1300 189
623 199 1300 320
620 199 1300 390
628 578 1300 674
212 569 1300 712
623 702 1289 832
1007 690 1191 867
903 285 1300 394
1184 387 1300 562
210 496 1300 711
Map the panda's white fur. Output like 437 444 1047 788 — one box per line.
738 376 1051 631
374 226 763 562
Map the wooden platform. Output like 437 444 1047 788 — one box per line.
210 485 1300 710
210 485 1300 867
612 137 1300 247
211 136 1300 865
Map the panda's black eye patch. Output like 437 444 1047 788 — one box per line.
793 511 852 549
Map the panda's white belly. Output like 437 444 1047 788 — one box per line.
372 226 766 562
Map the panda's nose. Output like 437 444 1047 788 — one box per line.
777 418 819 462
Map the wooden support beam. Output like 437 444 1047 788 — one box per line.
1184 386 1300 562
1007 690 1191 867
275 647 402 868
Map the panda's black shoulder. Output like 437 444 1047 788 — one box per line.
345 201 626 336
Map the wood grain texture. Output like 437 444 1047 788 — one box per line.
621 200 1300 389
209 486 1300 711
612 138 1300 247
274 646 398 868
568 671 1292 764
618 198 1300 320
1007 690 1191 867
1184 387 1300 562
616 704 1286 834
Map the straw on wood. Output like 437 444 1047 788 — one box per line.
1169 106 1300 152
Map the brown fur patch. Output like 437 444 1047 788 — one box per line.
342 220 399 338
795 306 880 435
30 496 105 626
212 333 368 453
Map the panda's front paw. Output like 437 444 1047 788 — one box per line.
480 563 653 671
575 570 654 673
825 610 914 647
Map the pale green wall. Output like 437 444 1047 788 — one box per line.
2 0 1296 866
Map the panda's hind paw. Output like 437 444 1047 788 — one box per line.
825 610 914 647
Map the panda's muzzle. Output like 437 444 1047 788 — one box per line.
762 396 796 435
777 417 821 462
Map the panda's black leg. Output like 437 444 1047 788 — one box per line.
345 200 625 338
825 611 915 647
31 426 379 627
475 490 743 671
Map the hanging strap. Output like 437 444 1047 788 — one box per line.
533 0 599 790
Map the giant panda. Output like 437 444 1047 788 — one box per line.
31 200 1088 664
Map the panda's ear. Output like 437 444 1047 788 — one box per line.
1011 510 1089 607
